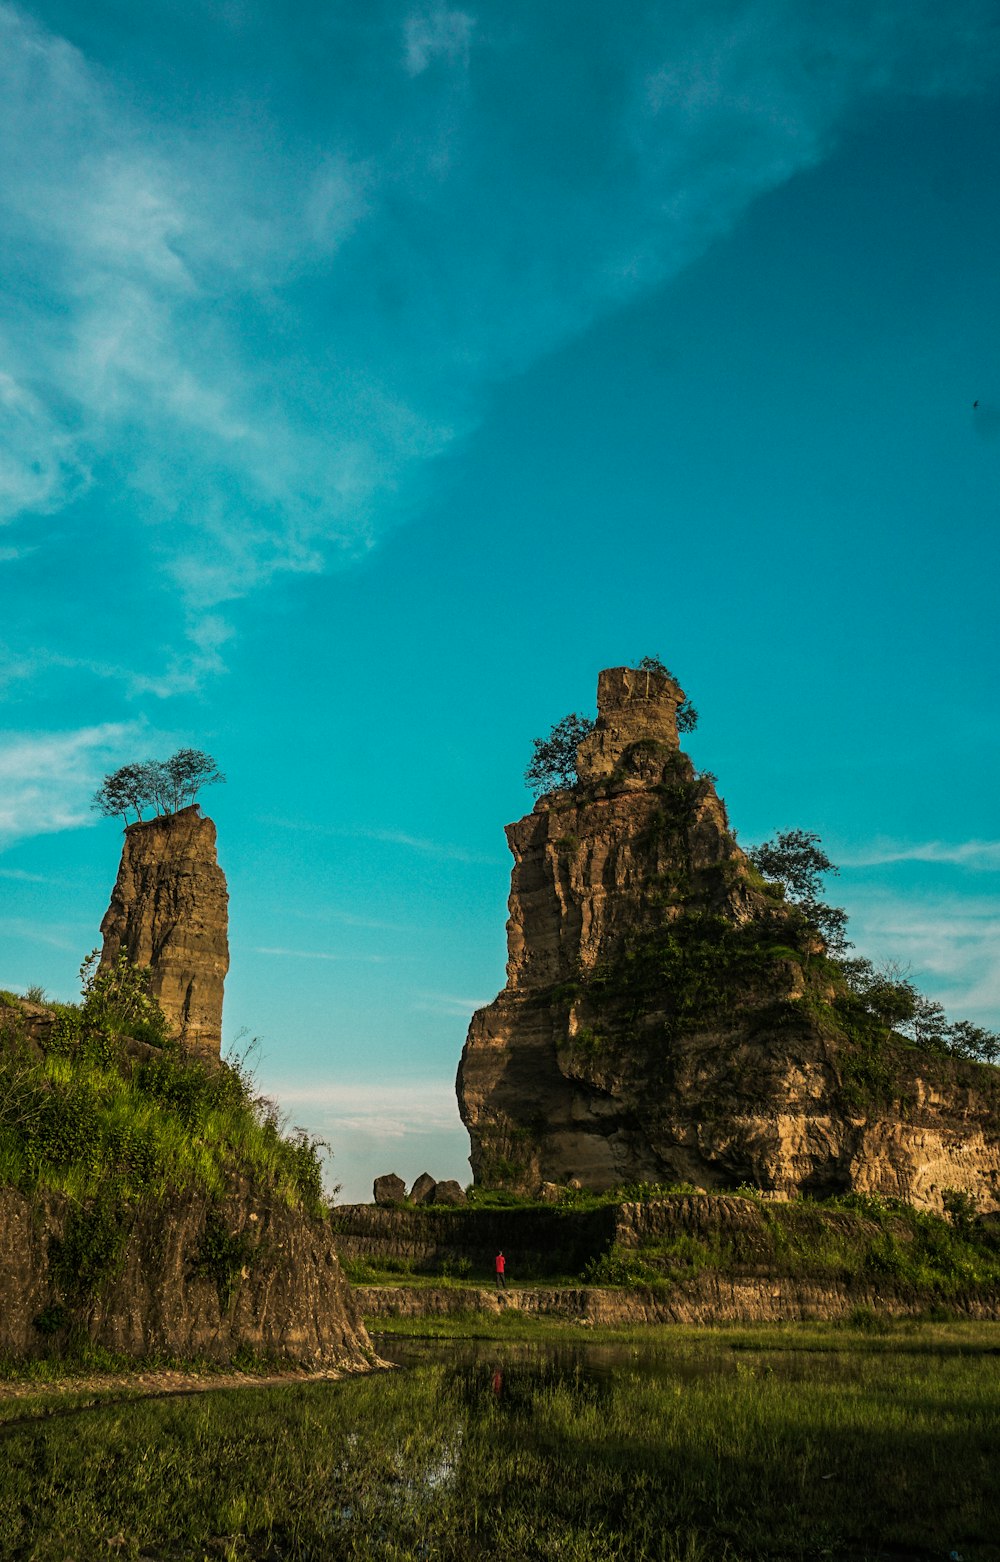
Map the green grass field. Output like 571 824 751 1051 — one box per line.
1 1320 997 1560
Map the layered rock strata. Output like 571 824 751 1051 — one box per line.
0 1182 372 1366
456 666 1000 1211
100 806 229 1057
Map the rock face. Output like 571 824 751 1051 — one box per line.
100 806 229 1057
0 1182 372 1367
456 666 1000 1212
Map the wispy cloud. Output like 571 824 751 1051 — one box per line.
263 815 498 865
3 1 999 688
0 916 80 952
842 839 1000 870
270 1077 463 1140
413 990 490 1016
251 947 391 963
0 722 144 847
404 9 475 77
844 887 1000 1026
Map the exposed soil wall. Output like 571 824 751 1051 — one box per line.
359 1279 1000 1325
328 1202 618 1276
0 1183 372 1367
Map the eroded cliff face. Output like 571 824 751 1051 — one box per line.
0 1181 372 1367
100 806 229 1057
456 667 1000 1212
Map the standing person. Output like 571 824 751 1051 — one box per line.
495 1250 507 1289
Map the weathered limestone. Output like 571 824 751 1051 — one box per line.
456 666 1000 1211
99 806 229 1057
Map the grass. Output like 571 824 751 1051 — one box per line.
340 1192 1000 1308
580 1195 1000 1300
0 1321 997 1559
0 1014 326 1215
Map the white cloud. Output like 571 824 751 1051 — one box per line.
271 1077 463 1139
403 9 474 76
843 887 1000 1027
263 815 499 864
0 722 143 846
2 0 999 686
414 990 490 1016
842 839 1000 870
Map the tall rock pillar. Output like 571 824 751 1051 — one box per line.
100 805 229 1057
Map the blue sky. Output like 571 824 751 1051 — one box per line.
1 1 998 1200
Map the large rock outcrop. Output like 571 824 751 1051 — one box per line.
457 666 1000 1212
100 806 229 1057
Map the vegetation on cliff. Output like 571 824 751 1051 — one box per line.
0 966 327 1215
461 664 1000 1202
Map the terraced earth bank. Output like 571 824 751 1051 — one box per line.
332 1194 1000 1323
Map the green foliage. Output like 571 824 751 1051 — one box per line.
583 1244 659 1286
747 828 849 953
192 1210 261 1312
49 1197 133 1303
524 712 595 796
92 748 225 824
590 912 808 1037
0 1029 330 1215
67 948 171 1047
2 1329 995 1560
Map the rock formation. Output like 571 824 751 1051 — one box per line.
0 1180 373 1367
100 806 229 1057
374 1173 407 1206
457 666 1000 1212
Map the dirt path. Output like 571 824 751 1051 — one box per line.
0 1358 393 1422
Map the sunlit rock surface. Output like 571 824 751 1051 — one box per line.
457 667 1000 1211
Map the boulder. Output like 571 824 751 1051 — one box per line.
373 1174 406 1206
431 1179 466 1206
409 1173 437 1205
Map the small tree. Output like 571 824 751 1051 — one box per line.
156 748 225 813
525 713 595 797
92 749 225 824
748 828 850 954
636 656 698 731
78 949 170 1044
91 761 161 826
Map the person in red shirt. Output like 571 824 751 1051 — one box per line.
495 1251 507 1289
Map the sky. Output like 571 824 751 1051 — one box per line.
1 0 998 1202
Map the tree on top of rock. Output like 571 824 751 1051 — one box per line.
636 656 699 731
92 749 225 825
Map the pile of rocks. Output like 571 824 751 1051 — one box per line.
372 1172 466 1207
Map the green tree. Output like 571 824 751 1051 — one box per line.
90 761 161 825
156 748 225 813
525 713 595 796
78 949 170 1044
636 656 698 731
92 750 225 824
748 828 850 954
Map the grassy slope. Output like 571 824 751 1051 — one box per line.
0 992 325 1213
